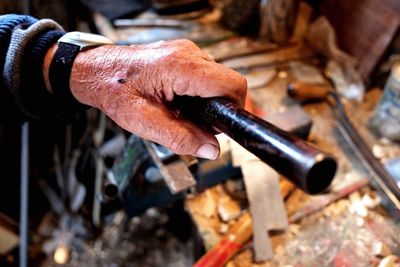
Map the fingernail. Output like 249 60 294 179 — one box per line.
196 144 219 160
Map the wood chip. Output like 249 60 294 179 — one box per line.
217 196 241 222
378 255 398 267
373 242 392 258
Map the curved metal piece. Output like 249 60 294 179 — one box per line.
328 92 400 211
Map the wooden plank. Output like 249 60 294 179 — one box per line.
241 161 288 262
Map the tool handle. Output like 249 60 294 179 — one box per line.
193 212 252 267
287 81 331 102
175 96 337 194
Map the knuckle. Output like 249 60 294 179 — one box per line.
229 74 247 97
176 39 197 47
230 74 247 106
237 74 248 91
174 39 201 52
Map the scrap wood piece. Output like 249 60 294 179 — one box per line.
221 44 314 70
306 16 356 67
186 188 221 248
218 195 242 222
230 139 288 261
201 37 278 62
279 178 295 200
0 225 19 255
187 189 217 218
377 255 399 267
186 184 246 249
241 161 288 231
226 249 268 267
290 1 313 42
241 161 288 262
93 12 121 42
193 212 253 267
284 187 310 216
259 0 298 44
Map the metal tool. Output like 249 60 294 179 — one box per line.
175 96 337 194
287 81 400 213
143 141 197 193
113 18 193 29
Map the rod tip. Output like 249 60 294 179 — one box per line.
306 154 337 194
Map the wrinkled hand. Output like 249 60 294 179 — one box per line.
69 40 247 159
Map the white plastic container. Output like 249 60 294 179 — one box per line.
370 63 400 141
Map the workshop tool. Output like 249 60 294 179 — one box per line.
221 44 314 71
193 212 253 267
113 18 193 29
175 96 337 195
143 141 197 194
112 134 241 217
112 135 196 195
287 81 400 214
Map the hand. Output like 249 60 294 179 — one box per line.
46 39 247 159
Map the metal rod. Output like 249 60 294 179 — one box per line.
175 96 337 194
329 92 400 212
20 4 30 267
20 122 29 267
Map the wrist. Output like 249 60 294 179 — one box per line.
69 45 117 108
69 45 143 111
43 43 58 94
45 32 115 109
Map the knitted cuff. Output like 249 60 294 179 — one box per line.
3 19 64 96
0 15 38 72
19 30 66 120
0 15 38 124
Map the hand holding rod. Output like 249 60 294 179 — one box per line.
175 96 337 194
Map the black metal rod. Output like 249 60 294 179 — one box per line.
175 96 337 194
20 4 30 267
20 122 29 267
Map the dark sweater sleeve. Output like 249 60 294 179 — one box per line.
0 15 38 124
0 14 79 124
